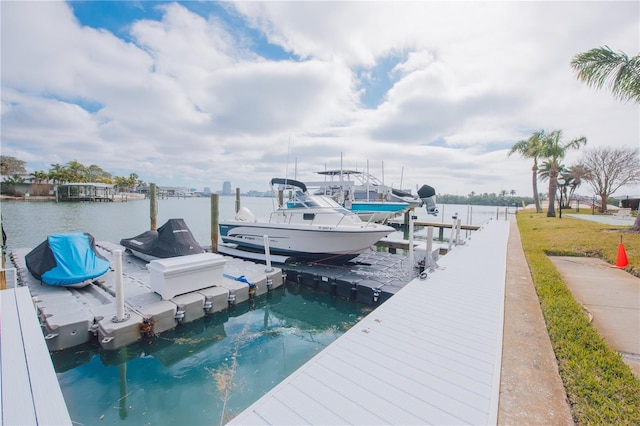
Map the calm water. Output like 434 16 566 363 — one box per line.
0 196 501 251
0 197 501 425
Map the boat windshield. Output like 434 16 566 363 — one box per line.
287 193 345 209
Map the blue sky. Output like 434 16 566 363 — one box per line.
2 1 638 196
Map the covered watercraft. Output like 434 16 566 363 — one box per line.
25 232 110 288
120 218 204 262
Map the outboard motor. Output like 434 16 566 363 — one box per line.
417 185 439 216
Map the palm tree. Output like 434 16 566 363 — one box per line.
508 130 547 213
572 45 640 231
539 130 587 217
66 160 87 183
571 46 640 103
539 160 568 208
566 164 589 207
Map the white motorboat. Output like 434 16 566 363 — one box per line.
219 178 395 263
306 169 439 220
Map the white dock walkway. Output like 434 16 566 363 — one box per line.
229 219 510 425
1 286 72 425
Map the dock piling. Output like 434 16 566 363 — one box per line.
150 183 157 231
211 194 219 253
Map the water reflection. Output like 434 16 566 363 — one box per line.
52 282 372 425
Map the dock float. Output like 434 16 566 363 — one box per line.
229 218 509 425
218 241 442 306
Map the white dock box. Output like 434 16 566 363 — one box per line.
148 253 227 300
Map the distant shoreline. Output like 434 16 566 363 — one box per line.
0 193 147 202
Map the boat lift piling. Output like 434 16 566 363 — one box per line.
263 235 275 290
408 213 415 272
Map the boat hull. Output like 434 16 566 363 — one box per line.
219 222 392 262
347 201 409 222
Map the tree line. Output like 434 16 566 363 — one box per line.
0 157 145 194
436 192 533 207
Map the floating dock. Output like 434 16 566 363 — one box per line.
10 242 284 352
218 239 442 306
9 238 440 352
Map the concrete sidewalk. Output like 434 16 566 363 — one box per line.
549 256 640 378
565 213 636 227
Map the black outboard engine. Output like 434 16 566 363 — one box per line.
417 185 439 216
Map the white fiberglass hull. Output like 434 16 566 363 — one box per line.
219 221 393 262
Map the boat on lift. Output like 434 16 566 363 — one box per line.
219 178 395 263
306 169 436 221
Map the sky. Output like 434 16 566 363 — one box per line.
1 1 639 197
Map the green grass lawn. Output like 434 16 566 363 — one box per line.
516 211 640 424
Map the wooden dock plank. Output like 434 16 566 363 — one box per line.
229 219 509 425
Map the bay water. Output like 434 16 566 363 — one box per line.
0 197 500 425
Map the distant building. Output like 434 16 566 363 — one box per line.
222 181 232 195
203 187 211 194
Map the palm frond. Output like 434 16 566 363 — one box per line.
571 46 640 103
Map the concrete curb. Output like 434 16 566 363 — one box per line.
498 218 574 425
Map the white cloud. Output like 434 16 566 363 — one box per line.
1 1 638 197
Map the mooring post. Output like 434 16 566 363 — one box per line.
263 235 273 272
150 182 157 231
448 213 458 252
426 227 435 268
0 246 6 290
211 193 219 253
114 249 126 322
408 213 415 272
235 188 241 213
455 218 462 245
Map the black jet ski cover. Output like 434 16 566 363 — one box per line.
120 218 204 258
